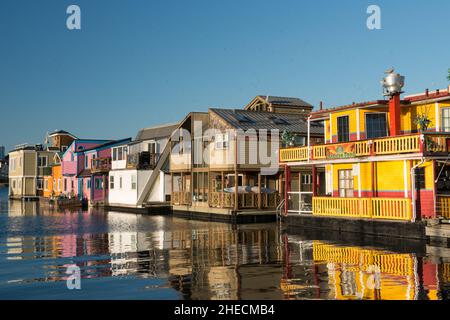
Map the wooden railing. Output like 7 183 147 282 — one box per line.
172 191 192 205
91 158 111 173
209 192 281 209
127 152 159 170
437 195 450 219
373 135 421 155
280 133 450 163
312 197 412 221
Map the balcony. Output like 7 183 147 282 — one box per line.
91 158 112 174
312 197 412 221
126 152 159 170
280 133 450 163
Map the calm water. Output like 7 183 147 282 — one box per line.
0 185 448 300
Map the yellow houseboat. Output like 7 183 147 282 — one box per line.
280 71 450 228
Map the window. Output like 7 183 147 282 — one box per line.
85 155 89 168
366 113 387 139
12 180 16 189
119 176 123 189
61 146 68 152
37 156 48 167
215 134 229 150
113 148 118 161
337 116 350 142
87 179 91 189
64 179 67 191
148 142 157 154
338 170 353 198
44 179 48 191
442 108 450 132
36 178 44 190
10 158 16 171
58 179 61 191
118 148 123 161
110 176 114 189
131 175 137 190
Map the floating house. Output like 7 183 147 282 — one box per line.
43 152 63 199
78 138 132 206
108 123 178 210
170 96 323 222
8 130 77 199
61 139 111 199
280 71 450 235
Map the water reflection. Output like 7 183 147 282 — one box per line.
0 186 449 300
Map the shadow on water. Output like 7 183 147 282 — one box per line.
0 186 449 300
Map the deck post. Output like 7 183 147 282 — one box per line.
312 165 317 197
221 171 224 208
258 173 262 209
170 173 173 204
284 164 290 215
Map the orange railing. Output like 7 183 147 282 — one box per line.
312 197 412 221
280 133 450 163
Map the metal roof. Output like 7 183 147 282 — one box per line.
134 123 180 142
256 95 314 108
210 109 323 134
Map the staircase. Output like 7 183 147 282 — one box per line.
136 142 170 207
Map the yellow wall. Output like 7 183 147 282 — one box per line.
321 98 450 142
329 160 435 196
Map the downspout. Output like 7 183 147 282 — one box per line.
307 115 312 162
411 158 425 223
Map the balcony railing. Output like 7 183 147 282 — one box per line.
127 152 159 170
312 197 412 221
91 158 111 173
280 133 450 163
437 195 450 219
209 192 281 209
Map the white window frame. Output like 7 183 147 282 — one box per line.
442 107 450 132
215 134 229 150
37 156 48 168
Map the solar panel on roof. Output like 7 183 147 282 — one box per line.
234 114 254 123
267 116 289 125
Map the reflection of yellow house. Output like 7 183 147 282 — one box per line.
312 241 419 300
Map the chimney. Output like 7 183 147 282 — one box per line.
319 101 323 110
381 69 405 136
436 89 440 95
425 89 429 96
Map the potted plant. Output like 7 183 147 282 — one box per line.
281 131 295 147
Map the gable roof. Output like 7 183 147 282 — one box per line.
134 123 180 142
210 108 323 135
81 138 132 153
245 95 314 110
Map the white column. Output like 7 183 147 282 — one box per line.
403 160 408 198
358 163 362 197
435 102 440 132
356 108 361 140
329 114 333 143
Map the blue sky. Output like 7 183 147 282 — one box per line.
1 0 449 151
